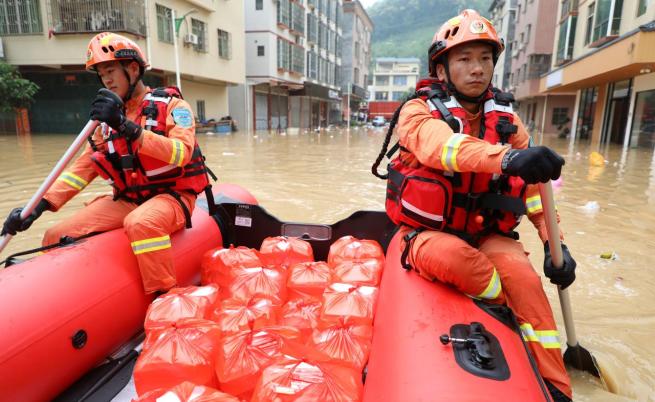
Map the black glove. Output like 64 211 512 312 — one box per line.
501 146 565 184
543 241 577 290
1 199 51 237
90 88 142 141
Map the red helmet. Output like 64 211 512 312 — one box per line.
85 32 149 71
428 10 504 76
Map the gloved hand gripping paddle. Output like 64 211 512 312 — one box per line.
90 88 142 141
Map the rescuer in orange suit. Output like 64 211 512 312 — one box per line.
388 10 577 402
1 33 210 294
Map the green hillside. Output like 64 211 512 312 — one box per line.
368 0 492 75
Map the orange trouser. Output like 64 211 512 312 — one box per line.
402 228 572 399
43 193 195 294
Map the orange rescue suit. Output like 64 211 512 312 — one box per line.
43 87 203 294
393 83 572 399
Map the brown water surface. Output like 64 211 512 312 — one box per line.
0 128 653 401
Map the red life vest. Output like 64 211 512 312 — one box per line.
385 78 527 243
90 87 211 207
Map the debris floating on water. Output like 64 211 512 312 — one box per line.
579 201 600 215
600 252 617 260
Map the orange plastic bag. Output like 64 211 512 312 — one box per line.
327 236 385 267
312 318 373 371
260 236 314 268
201 245 263 287
144 285 219 330
134 319 220 395
143 317 221 353
278 298 323 342
251 355 363 402
133 381 240 402
209 295 279 336
214 326 301 396
332 258 383 286
320 283 379 325
228 266 287 305
287 261 332 300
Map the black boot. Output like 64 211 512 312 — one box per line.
545 379 572 402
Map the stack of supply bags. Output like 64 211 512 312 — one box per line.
132 235 385 401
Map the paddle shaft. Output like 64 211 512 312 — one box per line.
538 181 578 347
0 120 100 255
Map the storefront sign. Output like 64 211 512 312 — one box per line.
546 70 563 88
328 89 340 100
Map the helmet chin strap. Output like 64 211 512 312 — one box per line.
121 65 137 102
442 57 489 104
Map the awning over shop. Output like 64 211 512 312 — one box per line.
290 82 342 102
541 22 655 93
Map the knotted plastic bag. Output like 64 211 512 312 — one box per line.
215 326 301 396
260 236 314 268
134 319 221 395
332 259 383 286
311 317 373 371
144 285 219 331
278 298 323 343
250 355 363 402
201 245 263 288
132 381 240 402
227 266 287 305
209 295 279 336
327 236 384 267
320 283 379 325
286 261 332 300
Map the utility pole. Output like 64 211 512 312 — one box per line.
347 83 351 130
171 9 181 90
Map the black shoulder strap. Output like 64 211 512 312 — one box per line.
428 96 461 133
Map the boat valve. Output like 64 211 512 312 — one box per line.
439 335 467 345
440 322 496 369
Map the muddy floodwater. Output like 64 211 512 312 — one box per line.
1 128 654 401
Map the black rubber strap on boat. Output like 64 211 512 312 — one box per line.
400 228 422 271
1 232 101 267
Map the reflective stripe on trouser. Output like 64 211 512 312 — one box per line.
399 227 506 305
402 227 572 399
479 234 572 399
123 193 195 293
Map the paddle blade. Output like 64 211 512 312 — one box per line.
564 343 601 378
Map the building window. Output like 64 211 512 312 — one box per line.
376 76 389 86
552 107 570 125
217 29 231 59
277 38 290 70
526 24 531 44
256 0 263 10
0 0 42 35
44 0 144 35
393 75 407 86
191 18 208 52
636 0 647 16
257 45 265 56
585 2 595 45
353 67 359 85
196 100 206 122
592 0 622 43
557 16 577 63
155 4 173 43
392 91 406 101
375 91 388 101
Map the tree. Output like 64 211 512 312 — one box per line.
0 62 39 134
0 62 39 112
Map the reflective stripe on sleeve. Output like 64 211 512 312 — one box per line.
526 195 543 214
476 267 502 300
520 323 562 349
440 133 467 172
57 171 88 191
131 235 172 255
168 139 185 167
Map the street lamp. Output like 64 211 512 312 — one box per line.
171 8 197 90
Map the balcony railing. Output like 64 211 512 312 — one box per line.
48 0 145 36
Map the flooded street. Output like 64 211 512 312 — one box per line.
1 128 654 401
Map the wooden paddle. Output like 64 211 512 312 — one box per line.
0 119 99 255
538 181 602 378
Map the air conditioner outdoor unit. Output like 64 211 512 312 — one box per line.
184 33 199 45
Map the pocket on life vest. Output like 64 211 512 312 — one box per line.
397 174 452 231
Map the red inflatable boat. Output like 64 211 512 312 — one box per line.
0 184 257 402
0 198 552 401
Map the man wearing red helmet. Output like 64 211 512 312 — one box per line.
1 32 211 294
379 10 575 401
